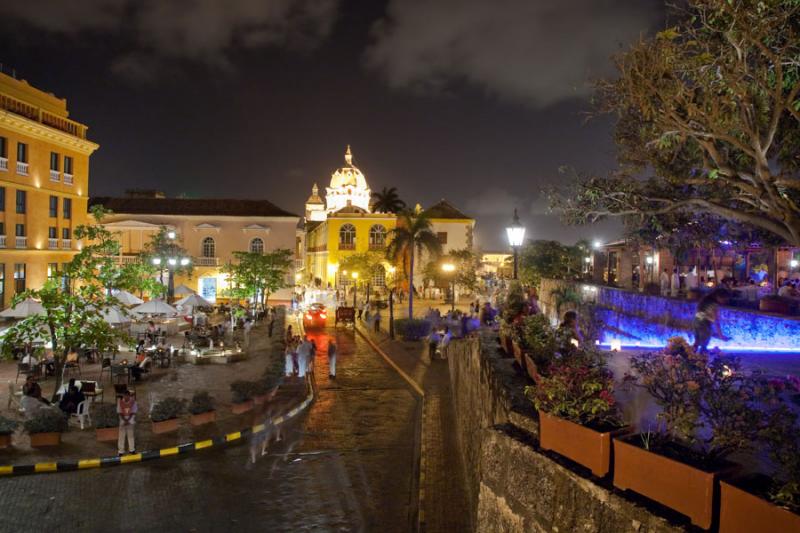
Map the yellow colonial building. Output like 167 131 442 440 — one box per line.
304 147 475 289
0 71 98 309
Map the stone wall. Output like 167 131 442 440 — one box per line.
447 333 683 532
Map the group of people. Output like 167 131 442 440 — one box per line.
426 326 453 359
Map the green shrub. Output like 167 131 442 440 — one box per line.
520 314 556 369
0 416 19 436
230 380 259 403
188 391 215 415
94 403 119 429
394 318 432 341
150 397 185 422
23 409 68 434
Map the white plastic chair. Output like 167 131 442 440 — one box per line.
71 400 91 430
7 380 24 413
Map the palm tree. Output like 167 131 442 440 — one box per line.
371 187 407 214
386 210 442 319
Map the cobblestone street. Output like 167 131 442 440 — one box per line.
0 322 420 532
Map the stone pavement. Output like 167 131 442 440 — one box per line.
0 314 302 466
356 320 472 533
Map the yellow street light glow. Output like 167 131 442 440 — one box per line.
351 272 359 279
327 263 338 275
441 263 456 273
294 273 302 282
387 265 396 274
342 270 348 276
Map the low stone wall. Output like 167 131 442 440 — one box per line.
447 333 683 532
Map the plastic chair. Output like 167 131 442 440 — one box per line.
99 357 113 382
71 400 91 430
7 381 24 412
15 362 33 383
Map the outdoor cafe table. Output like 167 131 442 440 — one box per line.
55 380 104 403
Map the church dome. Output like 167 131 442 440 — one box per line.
330 145 369 190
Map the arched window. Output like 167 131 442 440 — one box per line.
369 224 386 249
372 265 386 287
202 237 216 258
250 237 264 254
339 224 356 250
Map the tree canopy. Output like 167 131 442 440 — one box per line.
551 0 800 245
371 187 407 214
222 249 293 310
519 240 586 286
423 248 479 292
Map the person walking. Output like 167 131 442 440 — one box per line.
268 313 275 337
328 339 337 379
374 311 381 333
284 341 295 377
297 338 311 377
440 326 452 359
117 390 138 456
428 329 441 360
693 289 730 353
659 268 670 296
670 268 680 298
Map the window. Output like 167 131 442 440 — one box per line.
64 156 73 175
0 187 4 211
47 263 58 279
0 137 6 158
15 224 24 237
61 263 70 292
62 227 70 240
0 223 4 235
63 198 72 219
372 265 386 287
48 227 57 239
437 232 448 245
13 263 25 293
49 196 58 217
50 152 59 171
0 264 4 305
15 190 25 214
16 143 27 163
202 237 216 258
369 225 387 248
339 224 356 249
250 237 264 254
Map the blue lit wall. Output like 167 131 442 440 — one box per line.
593 286 800 353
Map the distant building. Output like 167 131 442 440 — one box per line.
0 70 99 309
90 194 300 303
480 252 512 278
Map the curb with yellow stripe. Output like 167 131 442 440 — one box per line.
0 381 314 477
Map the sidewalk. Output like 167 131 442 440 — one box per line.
0 313 307 467
356 321 472 533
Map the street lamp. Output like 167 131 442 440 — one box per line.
153 254 191 301
441 262 456 311
352 271 359 308
506 209 526 280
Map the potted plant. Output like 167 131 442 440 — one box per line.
0 416 19 449
230 380 257 414
520 313 556 379
615 338 759 529
94 403 120 442
188 391 216 426
150 397 185 434
526 348 625 477
719 377 800 532
24 408 68 447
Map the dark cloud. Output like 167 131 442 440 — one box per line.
366 0 660 107
1 0 340 80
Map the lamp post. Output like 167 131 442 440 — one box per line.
352 271 359 308
506 209 526 280
153 255 191 302
387 265 396 339
441 262 456 312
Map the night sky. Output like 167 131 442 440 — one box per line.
0 0 665 249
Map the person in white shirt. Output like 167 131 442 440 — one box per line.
685 267 698 291
439 327 452 359
297 338 312 377
660 268 670 296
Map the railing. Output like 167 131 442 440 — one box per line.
49 169 60 182
48 238 58 249
0 236 6 248
112 255 141 265
339 242 355 250
369 243 386 251
63 173 73 185
15 236 26 248
16 161 28 175
194 256 219 267
0 91 88 139
0 157 7 171
61 239 71 250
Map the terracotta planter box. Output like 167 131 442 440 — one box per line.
538 411 625 477
760 298 791 314
152 418 180 434
29 432 62 447
720 480 800 533
499 333 513 356
95 426 119 442
613 436 734 529
0 434 11 449
523 354 541 383
231 400 254 414
190 410 217 426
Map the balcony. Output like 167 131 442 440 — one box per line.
63 173 73 185
0 91 89 139
49 169 60 182
113 255 140 265
0 236 6 248
338 242 355 251
16 162 28 175
194 256 219 267
369 243 386 251
0 157 7 171
61 239 71 250
15 236 26 248
48 238 58 249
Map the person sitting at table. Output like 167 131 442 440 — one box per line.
58 378 85 414
22 375 50 406
130 355 152 381
20 351 39 368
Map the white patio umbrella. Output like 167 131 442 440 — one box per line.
173 284 196 296
176 293 213 308
131 299 178 316
100 306 131 324
113 290 144 306
0 297 45 318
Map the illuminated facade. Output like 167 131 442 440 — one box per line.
91 195 300 303
0 71 98 309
